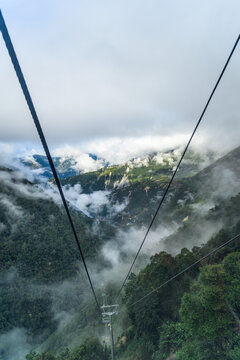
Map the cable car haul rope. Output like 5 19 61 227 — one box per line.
0 9 101 313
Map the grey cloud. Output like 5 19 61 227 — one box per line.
0 169 49 200
0 0 239 148
90 224 179 286
0 222 6 233
0 195 24 218
0 328 31 360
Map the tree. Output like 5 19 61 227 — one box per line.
26 351 55 360
66 337 108 360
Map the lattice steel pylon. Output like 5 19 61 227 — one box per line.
101 304 119 360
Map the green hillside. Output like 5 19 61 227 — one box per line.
25 221 240 360
61 149 216 228
1 146 240 360
0 167 115 345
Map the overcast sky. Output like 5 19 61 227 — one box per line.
0 0 240 160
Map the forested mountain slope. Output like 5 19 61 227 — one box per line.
0 166 115 348
1 146 240 360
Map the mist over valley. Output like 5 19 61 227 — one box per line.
1 144 240 359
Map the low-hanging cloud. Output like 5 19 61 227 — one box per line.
0 195 24 218
0 168 50 201
0 165 129 220
56 149 106 173
0 328 31 360
90 223 179 287
54 135 190 166
63 183 129 217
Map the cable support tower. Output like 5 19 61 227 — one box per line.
127 232 240 308
116 33 240 301
0 9 101 313
101 304 119 360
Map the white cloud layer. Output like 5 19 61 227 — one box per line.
0 166 129 218
54 134 189 165
63 184 129 217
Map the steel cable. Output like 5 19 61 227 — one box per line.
116 33 240 300
0 9 101 312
